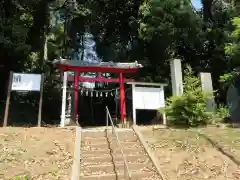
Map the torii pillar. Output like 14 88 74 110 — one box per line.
119 72 127 125
73 71 79 123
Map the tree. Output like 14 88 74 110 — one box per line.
225 17 240 68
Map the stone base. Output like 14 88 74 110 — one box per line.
228 123 240 128
117 120 132 128
64 118 78 126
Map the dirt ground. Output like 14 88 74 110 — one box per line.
201 127 240 163
141 127 240 180
0 127 75 180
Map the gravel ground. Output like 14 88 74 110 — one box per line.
0 127 75 180
142 127 240 180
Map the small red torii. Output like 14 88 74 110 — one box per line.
53 58 143 124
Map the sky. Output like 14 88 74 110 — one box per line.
191 0 202 9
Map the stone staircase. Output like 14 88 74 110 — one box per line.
80 129 162 180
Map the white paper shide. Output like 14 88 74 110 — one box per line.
11 73 41 91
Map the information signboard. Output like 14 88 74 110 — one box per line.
11 73 41 91
3 72 44 127
128 82 167 125
133 87 165 110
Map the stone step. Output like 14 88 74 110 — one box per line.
80 129 161 180
81 146 145 155
83 135 138 142
82 138 139 145
82 140 139 147
82 131 135 138
80 171 159 180
82 150 146 159
81 142 142 151
80 162 155 175
81 154 150 165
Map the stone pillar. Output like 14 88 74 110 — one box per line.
170 59 183 96
227 84 240 122
199 72 215 112
60 71 67 127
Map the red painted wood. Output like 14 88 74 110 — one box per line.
67 76 135 83
119 73 126 122
54 64 140 73
73 72 79 122
97 72 102 78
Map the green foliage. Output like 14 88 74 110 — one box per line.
0 16 30 51
12 175 29 180
138 0 201 50
47 24 65 59
160 65 212 127
209 104 230 124
219 73 234 89
225 17 240 67
215 105 230 120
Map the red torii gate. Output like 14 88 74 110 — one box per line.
53 59 143 124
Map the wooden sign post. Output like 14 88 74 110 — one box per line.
37 74 44 127
3 72 44 127
3 71 13 127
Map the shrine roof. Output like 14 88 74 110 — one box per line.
53 58 143 73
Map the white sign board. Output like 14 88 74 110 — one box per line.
133 87 165 109
11 73 42 91
128 82 167 125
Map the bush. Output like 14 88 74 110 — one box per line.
211 105 230 124
160 65 213 127
219 73 233 90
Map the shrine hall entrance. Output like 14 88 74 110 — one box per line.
78 90 117 127
77 86 134 127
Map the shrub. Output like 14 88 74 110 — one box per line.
160 65 213 127
219 73 233 90
211 105 230 124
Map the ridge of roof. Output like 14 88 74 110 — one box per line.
53 58 143 69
